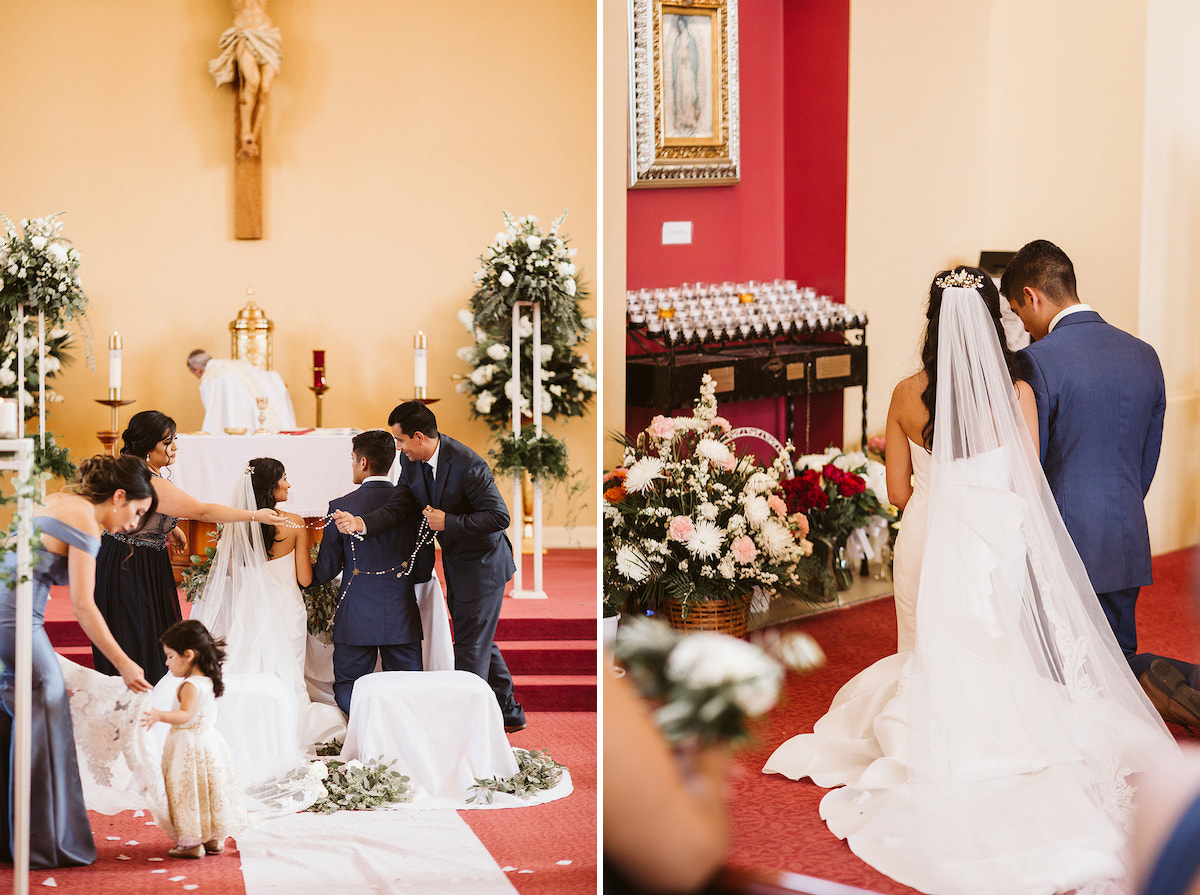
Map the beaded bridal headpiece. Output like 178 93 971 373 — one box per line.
935 269 985 289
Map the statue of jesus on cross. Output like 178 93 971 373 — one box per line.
208 0 282 162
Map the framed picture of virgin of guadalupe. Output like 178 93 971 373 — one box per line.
629 0 740 188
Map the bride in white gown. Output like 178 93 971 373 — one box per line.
189 459 343 777
764 268 1177 895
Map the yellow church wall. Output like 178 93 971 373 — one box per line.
0 0 598 542
847 0 1198 552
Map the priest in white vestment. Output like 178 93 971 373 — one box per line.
187 349 297 433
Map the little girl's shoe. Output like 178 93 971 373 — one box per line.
203 839 226 854
168 845 205 859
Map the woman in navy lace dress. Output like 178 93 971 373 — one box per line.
0 456 155 868
92 411 284 683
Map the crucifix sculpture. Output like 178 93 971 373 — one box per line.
208 0 281 239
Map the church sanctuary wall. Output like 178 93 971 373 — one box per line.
620 0 851 454
0 0 598 544
846 0 1197 551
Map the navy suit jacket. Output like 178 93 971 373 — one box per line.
1014 310 1165 593
312 480 422 645
360 434 515 603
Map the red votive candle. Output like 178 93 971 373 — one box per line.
313 350 325 388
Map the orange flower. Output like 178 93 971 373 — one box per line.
604 484 627 503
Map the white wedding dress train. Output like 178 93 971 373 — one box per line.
764 287 1176 895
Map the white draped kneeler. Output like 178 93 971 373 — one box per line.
341 671 518 802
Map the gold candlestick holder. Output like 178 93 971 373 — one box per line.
96 395 136 457
253 396 270 435
309 384 329 428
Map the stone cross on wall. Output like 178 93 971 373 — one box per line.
208 0 281 240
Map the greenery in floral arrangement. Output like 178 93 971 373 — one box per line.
0 464 44 590
305 756 412 813
313 739 343 757
0 213 90 337
602 374 813 619
469 211 586 333
31 433 76 483
181 527 222 603
301 541 340 639
467 749 565 804
613 617 824 747
489 431 571 483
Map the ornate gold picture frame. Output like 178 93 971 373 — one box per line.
629 0 740 188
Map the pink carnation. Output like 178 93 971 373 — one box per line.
731 535 758 563
723 454 737 471
667 515 695 542
712 416 732 434
768 495 788 518
648 415 676 439
789 513 811 539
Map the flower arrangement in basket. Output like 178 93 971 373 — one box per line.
603 374 812 628
782 448 892 594
456 211 595 486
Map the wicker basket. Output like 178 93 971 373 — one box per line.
665 598 750 638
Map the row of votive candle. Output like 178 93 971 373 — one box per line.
627 282 866 342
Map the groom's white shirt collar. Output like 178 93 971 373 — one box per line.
425 439 442 478
1048 303 1093 333
362 475 391 484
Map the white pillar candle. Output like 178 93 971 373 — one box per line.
0 399 16 438
413 331 427 393
108 332 122 392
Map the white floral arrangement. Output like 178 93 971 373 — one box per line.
603 373 812 617
469 211 586 334
614 617 824 746
0 213 89 332
454 307 596 424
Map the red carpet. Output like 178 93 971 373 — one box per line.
0 710 596 895
719 546 1200 892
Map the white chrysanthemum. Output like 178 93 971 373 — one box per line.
0 367 15 388
30 236 46 251
457 309 475 329
499 270 515 288
832 450 868 472
616 617 679 654
456 346 475 363
549 384 563 397
468 365 493 386
624 457 665 493
475 392 496 414
759 518 795 559
41 356 60 374
666 632 782 715
614 545 650 582
573 370 597 392
46 243 68 265
486 343 509 360
686 520 723 558
541 391 552 414
540 344 553 362
504 378 519 400
519 316 534 339
745 471 776 495
695 438 731 466
742 494 770 526
697 501 718 521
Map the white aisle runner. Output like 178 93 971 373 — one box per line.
239 809 517 894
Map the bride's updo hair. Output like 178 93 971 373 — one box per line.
248 457 286 549
120 410 177 460
70 455 158 532
160 619 228 697
920 266 1016 447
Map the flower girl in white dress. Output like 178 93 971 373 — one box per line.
141 620 248 859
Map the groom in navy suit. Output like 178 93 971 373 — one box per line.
1002 239 1200 727
312 429 423 715
333 402 526 732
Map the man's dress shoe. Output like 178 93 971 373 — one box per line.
1141 658 1200 731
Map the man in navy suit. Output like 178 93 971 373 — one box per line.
313 429 423 715
333 402 526 732
1002 239 1200 727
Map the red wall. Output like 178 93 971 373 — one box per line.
625 0 851 454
